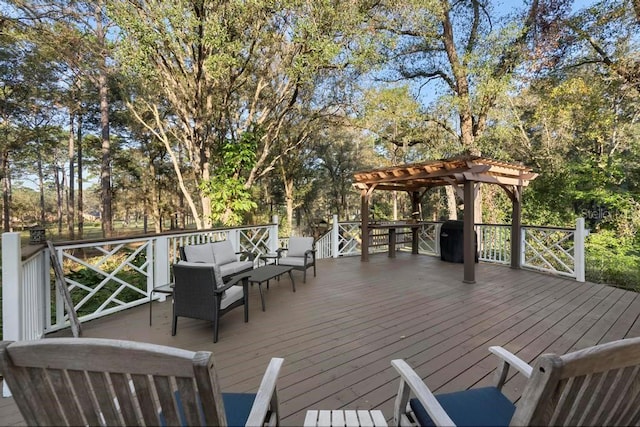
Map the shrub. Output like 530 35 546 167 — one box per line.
585 230 640 291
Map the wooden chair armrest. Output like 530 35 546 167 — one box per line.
488 346 533 390
246 357 285 427
391 359 455 427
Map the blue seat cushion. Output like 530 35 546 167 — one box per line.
409 387 515 427
223 392 257 427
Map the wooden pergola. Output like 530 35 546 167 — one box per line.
353 156 538 283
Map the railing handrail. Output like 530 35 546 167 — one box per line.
51 223 279 247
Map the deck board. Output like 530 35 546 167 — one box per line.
2 253 640 426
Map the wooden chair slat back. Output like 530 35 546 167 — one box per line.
513 337 640 426
0 338 228 426
47 368 85 426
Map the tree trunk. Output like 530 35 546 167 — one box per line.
37 149 45 225
2 150 11 232
77 114 84 239
392 191 398 220
199 160 211 229
441 0 483 223
55 167 63 234
445 186 458 220
150 165 162 233
67 112 75 239
280 160 295 234
96 5 112 238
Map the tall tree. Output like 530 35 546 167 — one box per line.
0 29 26 231
9 0 116 237
109 0 360 228
563 0 640 94
363 0 570 220
0 19 62 231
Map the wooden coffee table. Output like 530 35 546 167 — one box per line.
241 265 295 311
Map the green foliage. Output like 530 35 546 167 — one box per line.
200 131 259 226
201 177 257 226
585 230 640 291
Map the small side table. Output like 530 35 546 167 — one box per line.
259 252 280 266
149 283 173 326
304 410 387 427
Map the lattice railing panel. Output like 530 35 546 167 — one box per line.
338 222 361 257
55 239 152 326
238 226 272 254
418 223 440 255
523 227 576 277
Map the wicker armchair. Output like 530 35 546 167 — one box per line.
277 236 316 283
172 262 249 343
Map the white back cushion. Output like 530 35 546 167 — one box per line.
287 237 313 257
183 244 215 263
177 261 225 290
211 241 238 265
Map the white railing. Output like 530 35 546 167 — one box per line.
22 250 49 340
315 231 332 259
2 222 278 341
49 237 155 330
417 222 440 255
476 224 511 264
2 234 49 344
522 219 586 280
1 216 586 352
336 221 361 257
2 234 50 397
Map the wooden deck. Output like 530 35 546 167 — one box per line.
3 252 640 426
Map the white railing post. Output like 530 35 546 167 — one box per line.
269 215 279 253
332 214 339 258
520 228 527 267
229 229 240 254
2 232 21 397
154 236 169 301
575 217 586 282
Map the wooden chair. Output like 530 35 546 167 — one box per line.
277 236 316 283
0 337 284 426
172 262 249 343
391 337 640 426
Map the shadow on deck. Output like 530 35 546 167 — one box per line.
2 252 640 426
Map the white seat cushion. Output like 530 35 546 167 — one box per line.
286 237 313 257
279 257 309 267
221 285 244 309
183 244 215 263
219 261 254 277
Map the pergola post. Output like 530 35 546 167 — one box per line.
360 188 370 262
411 191 420 254
463 180 476 284
510 186 522 269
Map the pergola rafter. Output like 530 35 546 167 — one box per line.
353 156 538 283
